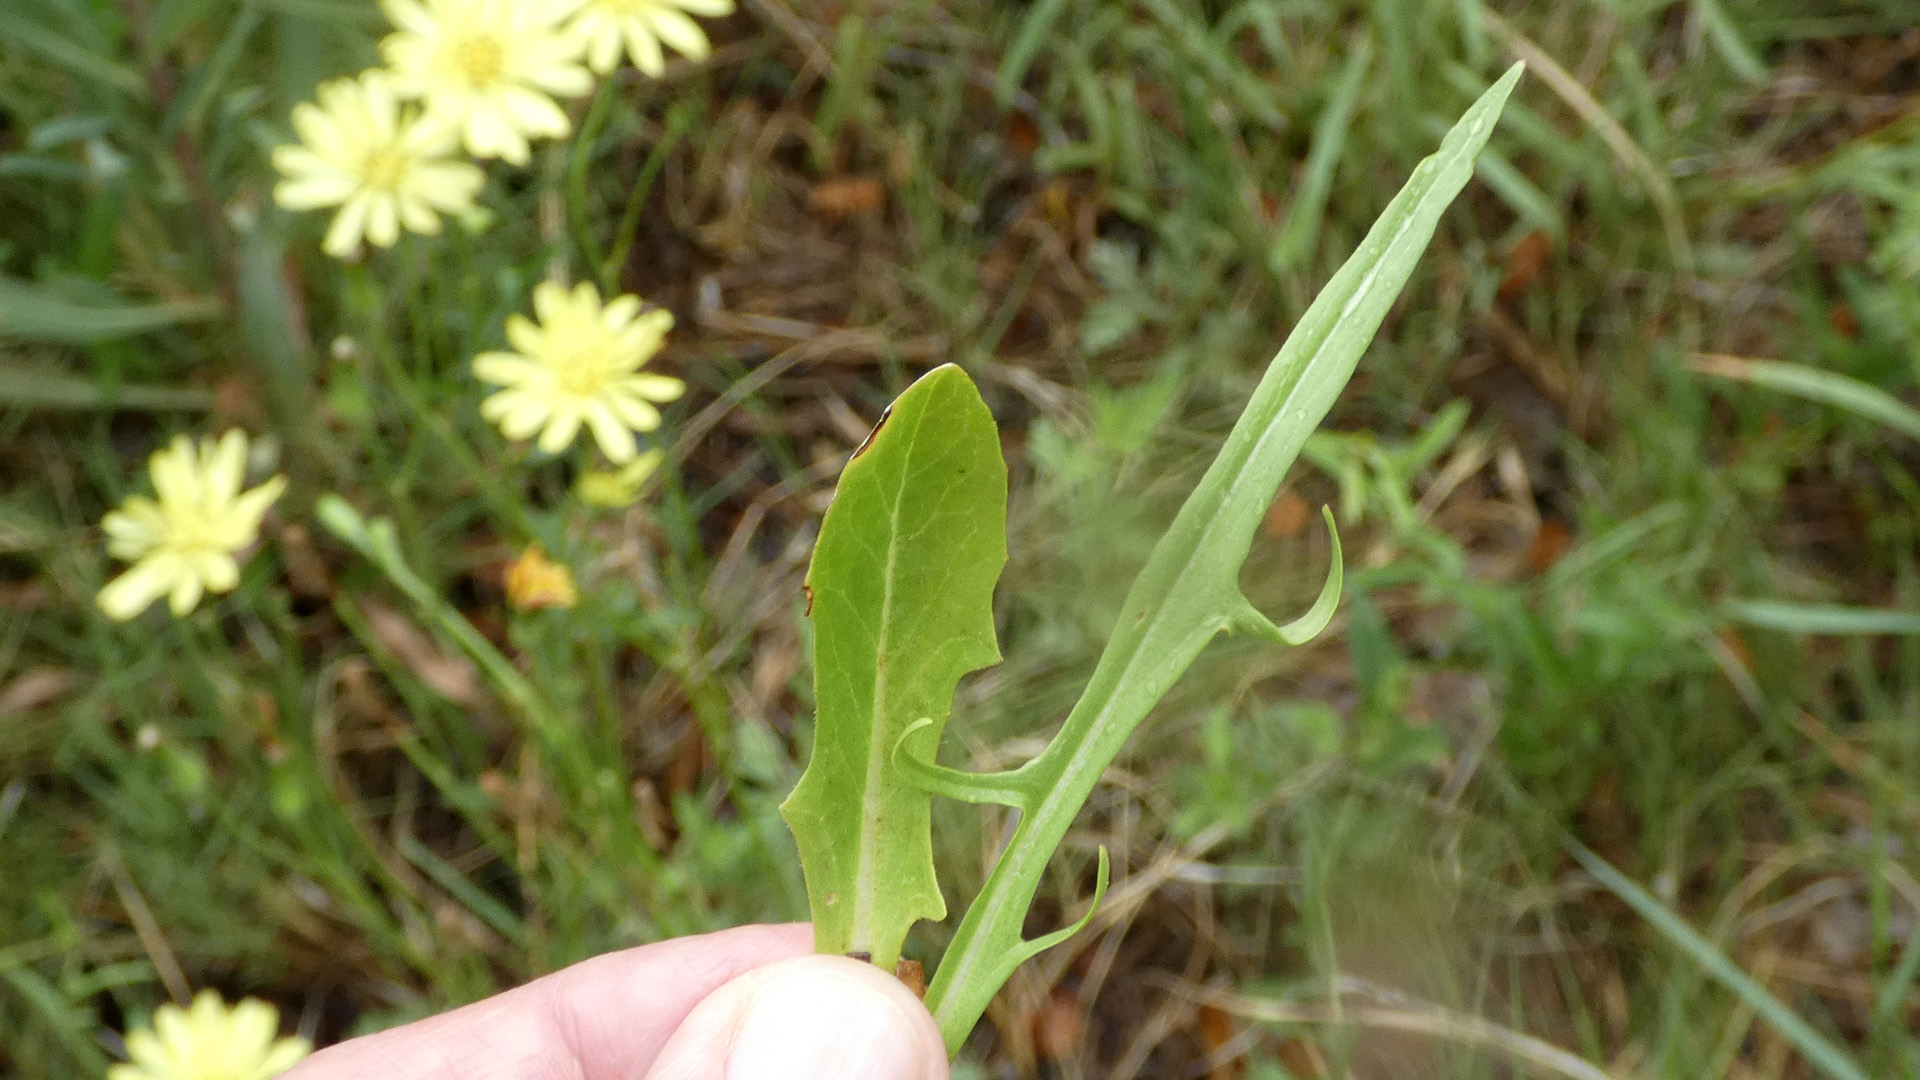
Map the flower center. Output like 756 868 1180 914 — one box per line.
556 346 620 396
162 504 228 557
359 144 410 191
452 33 506 88
592 0 652 12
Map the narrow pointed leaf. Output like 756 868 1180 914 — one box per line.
782 364 1009 968
926 62 1524 1051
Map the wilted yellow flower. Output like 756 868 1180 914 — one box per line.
569 0 733 77
475 281 685 462
576 447 664 506
272 70 485 258
381 0 592 165
110 990 309 1080
99 431 287 621
504 545 578 610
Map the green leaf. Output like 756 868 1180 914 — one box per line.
0 364 214 411
1729 600 1920 636
0 8 145 98
924 62 1522 1052
1569 842 1868 1080
781 364 1009 968
1268 34 1375 274
0 277 221 344
1693 353 1920 443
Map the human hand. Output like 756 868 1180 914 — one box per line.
281 924 949 1080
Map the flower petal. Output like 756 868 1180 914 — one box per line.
604 392 662 433
642 7 711 61
474 353 549 386
537 407 583 453
365 193 402 248
622 373 686 402
582 399 637 462
167 568 206 616
323 194 372 258
274 172 357 210
207 430 247 502
624 19 666 77
98 558 177 621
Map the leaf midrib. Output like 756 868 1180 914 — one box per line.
852 399 927 954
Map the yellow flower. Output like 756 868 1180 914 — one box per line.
568 0 733 77
504 544 578 610
110 991 310 1080
99 431 287 621
272 71 485 258
576 447 664 506
475 281 685 462
381 0 593 166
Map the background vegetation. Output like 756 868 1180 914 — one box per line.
4 1 1920 1077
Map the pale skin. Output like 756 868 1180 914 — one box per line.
282 924 949 1080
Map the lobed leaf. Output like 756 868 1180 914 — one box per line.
781 364 1009 969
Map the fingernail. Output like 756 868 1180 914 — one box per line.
724 966 927 1080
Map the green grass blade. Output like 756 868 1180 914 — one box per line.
397 834 530 949
997 0 1069 108
0 365 214 410
1729 600 1920 636
1268 35 1375 273
1569 843 1869 1080
1694 353 1920 443
0 966 109 1074
0 277 221 344
0 7 145 97
1694 0 1770 84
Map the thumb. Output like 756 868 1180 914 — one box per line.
641 954 949 1080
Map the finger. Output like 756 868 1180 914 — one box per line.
283 923 813 1080
641 955 949 1080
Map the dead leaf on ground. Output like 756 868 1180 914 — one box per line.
1716 627 1755 673
1197 1003 1246 1080
808 177 885 218
212 378 260 421
0 667 74 718
0 581 54 611
1005 111 1040 156
278 523 336 601
1828 301 1860 339
1264 491 1313 539
1030 988 1086 1064
360 599 481 707
1274 1036 1330 1079
1497 228 1553 301
1525 517 1572 574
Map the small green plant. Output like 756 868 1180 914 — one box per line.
781 63 1524 1053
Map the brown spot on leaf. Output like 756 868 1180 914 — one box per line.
852 403 893 459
